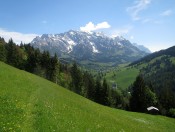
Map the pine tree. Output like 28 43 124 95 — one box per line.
47 53 59 82
32 48 42 75
82 72 95 100
0 37 6 62
6 39 15 65
25 45 36 72
102 78 109 105
25 45 40 72
94 77 102 104
108 89 122 108
41 51 50 68
5 39 26 69
159 87 175 115
70 62 82 94
130 75 157 112
94 77 109 105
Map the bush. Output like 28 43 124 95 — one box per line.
169 108 175 118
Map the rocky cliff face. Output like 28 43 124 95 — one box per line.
31 30 148 69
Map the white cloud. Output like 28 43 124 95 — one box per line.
127 0 152 21
80 22 94 32
160 9 173 16
96 22 111 30
80 22 111 32
0 28 39 44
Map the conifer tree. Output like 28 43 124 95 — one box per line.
102 78 109 105
6 39 15 65
0 37 6 61
130 75 157 112
70 62 82 94
5 39 25 69
94 77 102 103
47 53 59 82
82 72 95 100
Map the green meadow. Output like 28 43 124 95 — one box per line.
105 67 139 90
0 61 175 131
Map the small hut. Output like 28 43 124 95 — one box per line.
147 106 159 114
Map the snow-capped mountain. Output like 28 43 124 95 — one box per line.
132 43 151 53
31 30 148 69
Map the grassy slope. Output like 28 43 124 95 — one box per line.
0 62 175 131
105 55 175 91
105 67 139 90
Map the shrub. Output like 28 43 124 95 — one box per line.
169 108 175 118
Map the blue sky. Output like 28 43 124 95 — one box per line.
0 0 174 52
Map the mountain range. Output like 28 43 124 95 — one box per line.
31 30 150 69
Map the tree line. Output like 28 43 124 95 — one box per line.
139 56 175 117
0 37 126 109
1 37 174 117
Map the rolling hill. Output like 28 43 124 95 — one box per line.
130 45 175 66
104 45 175 116
106 46 175 91
0 61 175 131
129 46 175 94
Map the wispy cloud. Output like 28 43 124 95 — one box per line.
153 20 163 24
142 18 151 23
160 9 173 16
127 0 152 21
111 26 133 37
0 28 39 44
42 20 48 24
80 22 111 32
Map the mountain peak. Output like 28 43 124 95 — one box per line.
114 36 126 41
31 30 148 69
132 43 151 53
